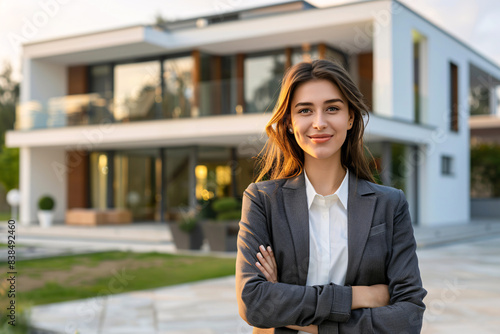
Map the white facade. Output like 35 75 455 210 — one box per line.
6 0 500 226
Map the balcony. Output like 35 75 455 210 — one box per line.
15 77 285 131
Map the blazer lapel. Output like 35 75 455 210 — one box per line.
282 173 310 285
345 172 377 285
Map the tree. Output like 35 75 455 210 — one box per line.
0 146 19 191
471 142 500 197
0 62 20 191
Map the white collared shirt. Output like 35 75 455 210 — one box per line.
298 170 349 334
304 169 349 287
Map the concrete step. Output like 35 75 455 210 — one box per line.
414 219 500 247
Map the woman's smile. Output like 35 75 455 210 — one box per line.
308 134 333 143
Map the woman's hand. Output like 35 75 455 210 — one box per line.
255 245 318 334
352 284 390 309
256 245 278 283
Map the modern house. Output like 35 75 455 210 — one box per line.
7 0 500 227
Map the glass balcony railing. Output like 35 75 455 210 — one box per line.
16 93 115 130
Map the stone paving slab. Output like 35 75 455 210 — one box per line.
30 276 253 334
419 236 500 333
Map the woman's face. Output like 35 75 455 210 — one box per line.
289 79 353 164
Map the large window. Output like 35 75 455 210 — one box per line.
90 65 112 98
244 50 286 114
412 30 428 124
87 65 114 124
162 56 194 118
114 149 160 221
164 147 192 218
450 62 459 132
88 145 255 222
197 147 232 199
198 55 238 116
114 61 161 122
90 152 109 210
291 44 319 65
469 64 500 116
291 44 348 69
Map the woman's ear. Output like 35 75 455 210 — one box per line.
284 116 291 132
348 111 354 130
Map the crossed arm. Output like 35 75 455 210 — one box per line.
256 245 390 333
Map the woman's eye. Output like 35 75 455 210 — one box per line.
298 109 311 114
327 106 339 112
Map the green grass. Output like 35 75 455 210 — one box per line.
0 243 24 248
0 212 13 221
8 251 236 307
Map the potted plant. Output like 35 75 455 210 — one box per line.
38 195 55 228
202 197 241 252
168 208 204 250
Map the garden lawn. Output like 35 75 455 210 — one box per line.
2 251 236 308
0 212 12 221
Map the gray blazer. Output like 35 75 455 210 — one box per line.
236 171 426 334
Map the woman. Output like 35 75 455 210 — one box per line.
235 59 426 334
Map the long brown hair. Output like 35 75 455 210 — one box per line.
255 59 375 183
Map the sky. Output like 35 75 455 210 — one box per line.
1 0 500 81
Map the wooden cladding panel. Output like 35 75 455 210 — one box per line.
236 53 245 108
66 151 89 209
67 66 88 95
358 52 373 110
192 50 201 114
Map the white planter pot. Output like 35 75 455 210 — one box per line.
38 210 54 228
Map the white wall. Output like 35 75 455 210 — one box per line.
389 2 500 225
17 59 67 225
19 147 67 225
372 1 393 117
21 58 66 103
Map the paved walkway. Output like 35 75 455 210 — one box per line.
419 236 500 333
29 276 252 334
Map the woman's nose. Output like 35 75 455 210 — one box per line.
313 112 327 129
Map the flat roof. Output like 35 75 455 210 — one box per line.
21 0 500 71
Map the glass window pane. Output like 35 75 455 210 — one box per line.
244 51 286 114
90 65 112 97
164 147 191 219
291 45 319 65
163 56 194 119
114 149 160 221
198 147 232 198
90 152 108 210
114 61 160 122
325 46 348 70
88 65 114 124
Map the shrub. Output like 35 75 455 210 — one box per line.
198 198 217 220
212 197 241 221
212 197 240 212
176 208 199 233
217 211 242 221
178 215 198 233
38 195 55 211
471 143 500 197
